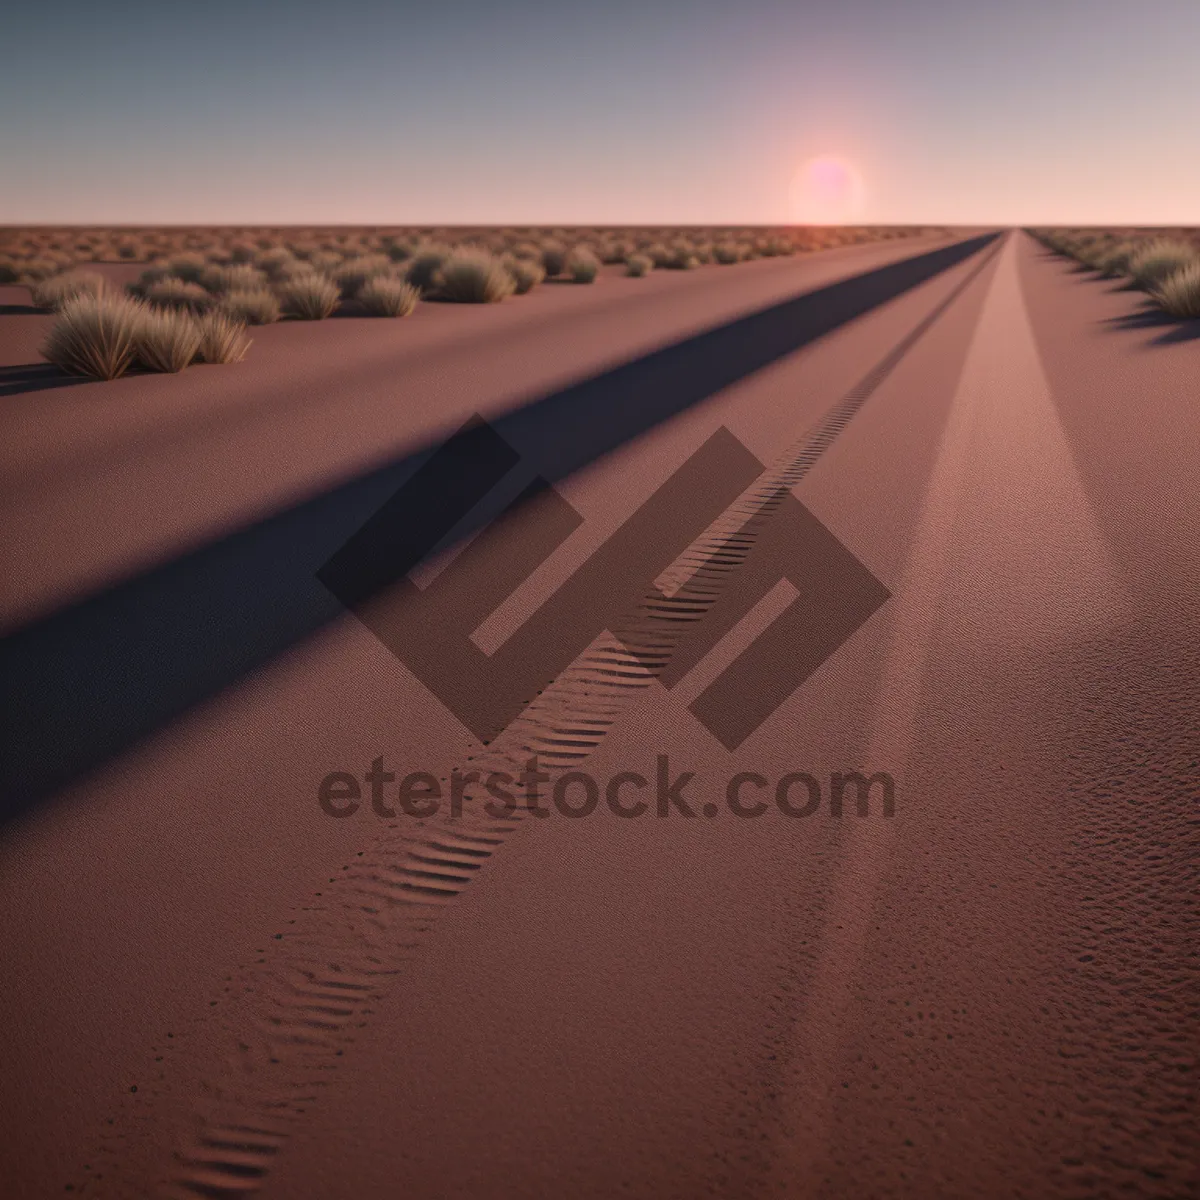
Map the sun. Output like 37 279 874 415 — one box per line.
789 156 866 224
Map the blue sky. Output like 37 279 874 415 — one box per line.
3 0 1197 224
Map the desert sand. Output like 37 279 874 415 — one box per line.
0 231 1195 1199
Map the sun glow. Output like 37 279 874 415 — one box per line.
789 156 866 224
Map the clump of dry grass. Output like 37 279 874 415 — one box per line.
713 242 742 265
30 270 109 311
253 247 298 279
405 244 453 292
625 254 654 277
219 288 281 325
197 312 252 363
1127 240 1197 290
664 244 700 270
143 278 213 313
200 263 267 295
334 254 393 299
20 256 66 282
540 241 569 278
133 305 203 373
165 252 208 283
566 248 601 283
436 252 516 303
278 273 340 320
358 275 420 317
1153 261 1200 318
1093 242 1138 276
40 293 145 380
502 255 545 294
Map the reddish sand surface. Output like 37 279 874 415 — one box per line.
0 233 1195 1198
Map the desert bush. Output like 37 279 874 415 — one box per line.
1153 261 1200 318
540 241 569 277
115 242 141 260
0 256 18 283
1127 240 1197 289
510 241 542 262
30 270 108 310
164 252 208 283
644 243 672 268
143 278 213 313
566 248 601 283
625 254 653 277
664 243 700 269
255 247 303 282
197 312 252 363
200 262 267 294
133 305 202 372
227 241 258 264
405 244 454 291
298 250 341 277
334 253 392 298
278 272 340 319
713 242 742 264
20 256 63 282
501 255 545 294
1093 242 1138 276
383 238 415 263
40 293 144 380
219 288 281 325
128 262 173 295
358 275 420 317
436 252 516 303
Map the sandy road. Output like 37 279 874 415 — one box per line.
1 232 1195 1198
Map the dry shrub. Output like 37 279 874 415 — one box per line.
358 275 420 317
144 278 213 313
255 247 303 282
306 250 344 276
227 241 258 264
436 252 516 303
201 263 267 294
20 256 64 282
1153 261 1200 318
713 242 742 264
278 273 340 320
197 312 252 363
1094 242 1138 276
0 256 18 283
40 293 144 380
165 252 208 282
625 254 653 277
220 288 281 325
1127 240 1197 289
30 270 108 310
334 254 392 298
540 241 569 277
405 244 454 291
566 248 600 283
383 238 415 263
134 305 202 372
502 255 545 293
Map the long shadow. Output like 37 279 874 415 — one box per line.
0 232 998 825
0 364 93 397
1103 305 1200 345
0 303 43 316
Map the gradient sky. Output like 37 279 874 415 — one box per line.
3 0 1197 225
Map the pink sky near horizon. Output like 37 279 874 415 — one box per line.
2 1 1197 227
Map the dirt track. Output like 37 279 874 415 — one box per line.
1 232 1195 1198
